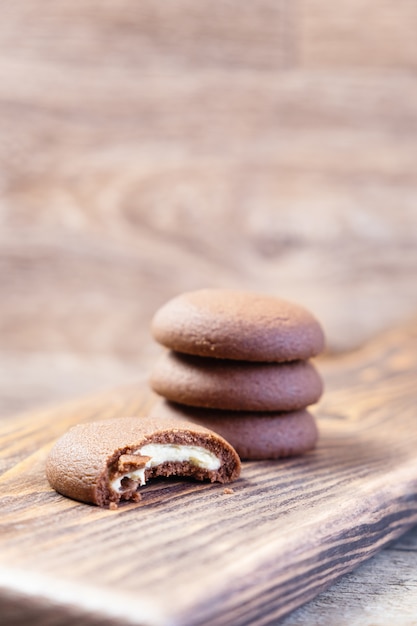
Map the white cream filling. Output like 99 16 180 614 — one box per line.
110 444 221 494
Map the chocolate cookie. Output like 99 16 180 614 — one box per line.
151 400 319 461
151 289 325 362
150 351 323 411
46 416 241 507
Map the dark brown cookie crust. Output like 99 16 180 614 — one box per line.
46 416 241 507
150 400 319 461
151 289 325 362
150 351 323 411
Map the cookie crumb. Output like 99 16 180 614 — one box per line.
223 487 234 495
109 501 118 511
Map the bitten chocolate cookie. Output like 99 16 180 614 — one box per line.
151 400 319 461
46 416 241 507
150 351 323 411
151 289 325 362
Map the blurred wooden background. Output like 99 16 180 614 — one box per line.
1 0 417 417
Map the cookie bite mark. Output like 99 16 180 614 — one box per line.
109 454 151 499
46 416 241 508
109 443 222 499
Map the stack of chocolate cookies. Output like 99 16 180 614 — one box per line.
149 289 325 460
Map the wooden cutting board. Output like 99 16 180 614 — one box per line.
1 320 417 626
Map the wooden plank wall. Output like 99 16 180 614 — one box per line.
0 1 417 417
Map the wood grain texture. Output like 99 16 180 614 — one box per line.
300 0 417 68
0 319 417 625
279 526 417 626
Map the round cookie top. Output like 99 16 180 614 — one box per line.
151 289 325 362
